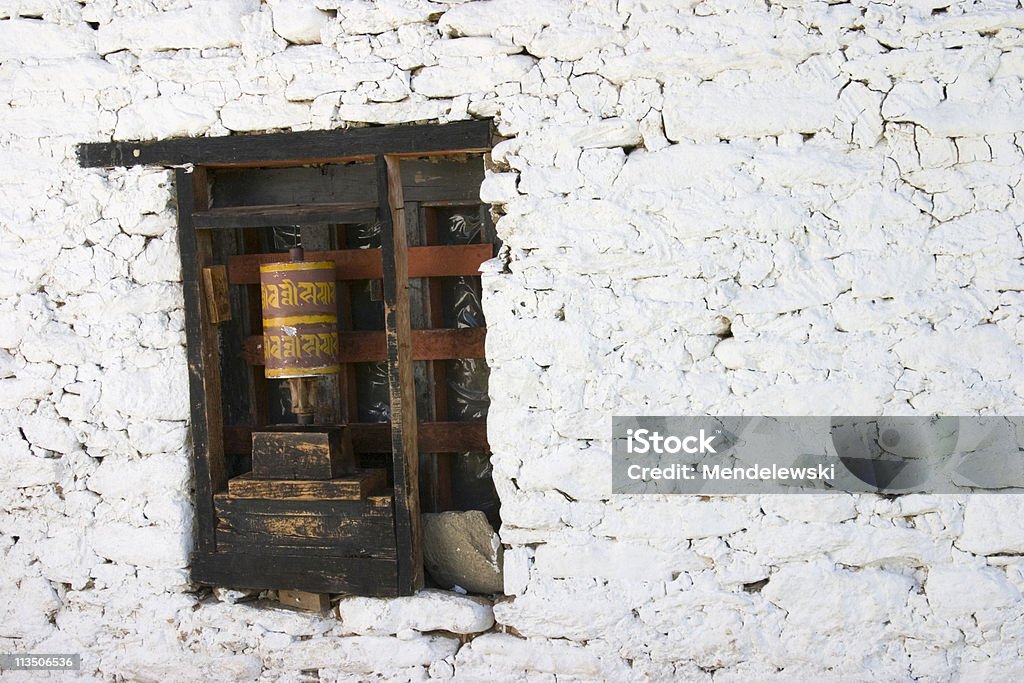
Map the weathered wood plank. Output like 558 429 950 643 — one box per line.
226 243 491 285
191 551 399 596
213 495 396 558
202 265 232 324
193 202 378 229
213 163 378 207
178 167 227 554
251 427 355 480
214 492 393 517
278 589 331 612
380 154 423 595
242 328 486 365
77 120 493 169
400 157 485 203
226 470 386 500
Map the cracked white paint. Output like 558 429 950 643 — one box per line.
1 0 1024 680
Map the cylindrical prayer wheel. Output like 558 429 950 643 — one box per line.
260 249 340 379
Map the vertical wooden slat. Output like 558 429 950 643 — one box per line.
177 167 227 552
423 206 454 512
379 155 423 594
242 230 269 428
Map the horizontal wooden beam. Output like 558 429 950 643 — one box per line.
225 470 386 500
241 328 485 365
223 421 488 454
227 243 492 285
192 202 378 229
77 120 493 169
191 550 398 596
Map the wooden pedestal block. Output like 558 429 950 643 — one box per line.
251 426 355 480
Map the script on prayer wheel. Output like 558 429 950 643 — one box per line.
260 250 340 379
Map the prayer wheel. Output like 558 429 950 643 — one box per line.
260 248 339 422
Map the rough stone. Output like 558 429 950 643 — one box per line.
335 588 494 635
422 511 503 594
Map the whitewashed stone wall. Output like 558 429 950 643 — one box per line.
1 0 1023 680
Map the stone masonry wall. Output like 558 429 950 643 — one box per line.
2 0 1024 680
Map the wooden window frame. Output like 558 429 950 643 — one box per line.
78 120 495 597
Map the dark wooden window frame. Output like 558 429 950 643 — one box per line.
78 120 494 597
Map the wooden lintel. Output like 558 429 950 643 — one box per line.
193 202 378 229
77 120 493 169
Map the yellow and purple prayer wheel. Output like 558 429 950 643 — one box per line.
260 248 340 379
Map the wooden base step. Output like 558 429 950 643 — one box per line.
226 469 386 500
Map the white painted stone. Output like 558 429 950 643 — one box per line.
479 172 518 204
335 589 493 635
98 364 190 421
270 0 329 44
90 522 191 568
329 0 445 35
268 633 459 671
762 561 915 632
438 0 566 37
221 96 311 131
19 413 80 454
86 452 190 500
959 496 1024 555
114 95 220 140
926 565 1021 616
0 18 95 60
130 237 181 284
412 55 534 98
527 25 618 62
97 0 260 55
433 36 521 57
336 99 450 123
454 633 630 681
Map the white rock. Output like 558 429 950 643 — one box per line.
662 69 842 142
86 452 190 500
90 522 191 568
0 18 95 60
19 413 80 454
97 0 260 55
454 633 629 681
125 420 188 455
433 37 521 57
762 561 914 632
270 0 329 44
438 0 566 37
0 432 63 487
959 496 1024 555
332 0 445 35
97 363 189 421
412 55 534 98
480 172 519 204
270 634 459 671
336 99 450 124
527 25 617 62
221 97 311 132
114 95 220 141
926 565 1021 616
335 589 494 635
